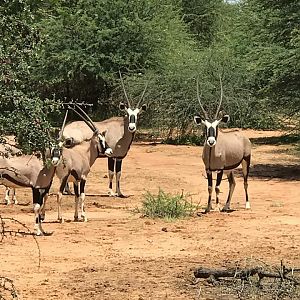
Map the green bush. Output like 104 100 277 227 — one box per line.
141 189 195 219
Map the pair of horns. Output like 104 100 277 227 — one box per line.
197 75 224 119
119 71 148 108
58 104 98 142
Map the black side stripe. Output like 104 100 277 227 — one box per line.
0 174 31 187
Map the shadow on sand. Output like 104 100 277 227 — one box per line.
235 164 300 181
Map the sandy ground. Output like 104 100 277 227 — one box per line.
1 129 300 299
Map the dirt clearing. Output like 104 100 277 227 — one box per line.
1 130 300 299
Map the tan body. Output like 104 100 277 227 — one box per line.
201 129 251 212
194 77 251 212
0 153 59 235
63 116 134 197
202 130 251 171
55 136 104 222
63 117 133 159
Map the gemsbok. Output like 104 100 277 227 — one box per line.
55 105 113 222
62 73 148 197
0 143 62 235
0 136 22 204
193 78 251 213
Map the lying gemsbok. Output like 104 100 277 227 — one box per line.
193 78 251 213
55 105 113 222
63 73 148 197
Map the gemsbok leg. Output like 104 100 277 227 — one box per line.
32 188 48 236
242 156 251 209
222 172 236 212
205 172 213 213
73 182 80 221
12 188 17 204
108 158 125 197
5 187 11 205
57 177 68 223
79 180 87 222
74 179 87 222
215 170 223 211
115 159 124 197
108 157 115 196
73 180 87 222
40 183 52 221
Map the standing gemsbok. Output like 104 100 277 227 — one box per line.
55 105 113 222
0 141 62 235
193 78 251 213
62 73 148 197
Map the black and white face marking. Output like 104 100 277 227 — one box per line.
202 120 220 147
50 146 62 166
194 115 230 148
97 133 113 156
119 103 147 133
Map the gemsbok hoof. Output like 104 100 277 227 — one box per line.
221 207 234 213
117 194 127 199
108 191 115 197
204 207 212 214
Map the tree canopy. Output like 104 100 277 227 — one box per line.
0 0 299 150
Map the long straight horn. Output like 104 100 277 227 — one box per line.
119 70 131 107
215 74 223 119
196 78 208 119
68 106 97 134
74 104 98 133
58 109 69 141
136 81 149 108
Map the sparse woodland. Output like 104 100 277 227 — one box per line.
0 0 299 152
0 2 300 299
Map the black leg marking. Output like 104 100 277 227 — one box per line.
116 159 126 198
215 171 223 206
73 183 79 198
108 157 115 172
243 155 251 208
108 157 115 190
205 172 213 213
116 159 122 173
63 182 73 195
80 180 86 195
60 177 69 194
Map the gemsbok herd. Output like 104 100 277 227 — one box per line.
0 75 252 235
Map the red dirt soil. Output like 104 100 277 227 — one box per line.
1 130 300 299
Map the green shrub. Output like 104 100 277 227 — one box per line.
141 189 195 219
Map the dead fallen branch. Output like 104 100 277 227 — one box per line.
193 260 300 299
194 265 300 284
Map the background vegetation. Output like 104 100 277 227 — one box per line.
1 0 299 151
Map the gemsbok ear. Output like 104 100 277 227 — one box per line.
221 115 230 123
119 102 126 110
141 104 147 111
101 130 107 137
194 116 203 125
